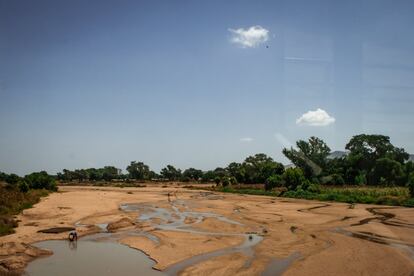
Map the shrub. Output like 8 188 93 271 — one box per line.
283 168 307 191
307 183 321 193
214 177 221 186
24 171 57 191
5 174 20 188
408 173 414 198
355 173 367 185
222 177 231 187
229 176 238 185
18 181 29 193
321 174 345 185
265 175 283 191
181 176 191 182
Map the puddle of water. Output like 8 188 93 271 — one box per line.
261 252 301 276
121 201 265 275
26 198 295 276
25 236 165 276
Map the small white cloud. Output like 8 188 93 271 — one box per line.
228 25 269 48
296 108 335 126
240 137 254 142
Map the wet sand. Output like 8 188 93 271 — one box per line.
1 184 413 275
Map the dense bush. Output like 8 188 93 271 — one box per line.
5 174 20 187
283 168 307 191
355 173 367 185
322 174 345 185
0 187 49 236
222 177 231 187
229 176 238 185
24 171 57 191
408 173 414 198
265 175 283 191
18 181 29 193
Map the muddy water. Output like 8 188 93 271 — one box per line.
120 200 267 274
25 197 296 275
25 236 164 276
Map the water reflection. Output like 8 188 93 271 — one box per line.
68 240 77 250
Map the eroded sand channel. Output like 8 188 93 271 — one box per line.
26 194 282 275
1 186 413 276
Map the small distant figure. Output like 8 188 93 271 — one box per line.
266 45 269 48
68 230 78 241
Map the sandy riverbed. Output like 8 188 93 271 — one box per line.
1 184 413 275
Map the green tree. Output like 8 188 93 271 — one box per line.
73 169 88 182
24 171 57 191
355 173 367 185
18 180 29 193
201 170 216 183
242 153 284 183
282 168 307 191
160 165 182 181
283 137 330 179
102 166 120 181
371 158 404 186
229 176 238 185
0 171 7 182
60 169 76 181
408 173 414 198
126 161 151 180
226 162 245 183
5 174 20 186
265 175 283 191
213 167 228 179
322 174 345 185
86 168 103 181
222 177 231 187
346 134 409 185
404 161 414 185
182 168 203 181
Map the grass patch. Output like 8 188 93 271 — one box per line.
283 186 412 206
0 186 49 236
208 185 413 207
220 187 279 197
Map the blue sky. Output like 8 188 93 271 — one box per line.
1 0 414 175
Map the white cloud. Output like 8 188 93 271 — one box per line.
240 137 254 142
296 108 335 126
228 25 269 48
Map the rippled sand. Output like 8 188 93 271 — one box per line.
0 184 413 275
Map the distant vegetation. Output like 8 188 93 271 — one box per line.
1 133 413 232
0 171 56 236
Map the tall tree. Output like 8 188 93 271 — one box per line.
182 168 203 181
283 137 331 178
126 161 150 180
160 165 182 181
345 134 409 184
102 166 121 181
242 153 284 183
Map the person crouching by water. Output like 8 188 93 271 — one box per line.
68 230 78 242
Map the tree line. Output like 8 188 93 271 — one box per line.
1 134 414 197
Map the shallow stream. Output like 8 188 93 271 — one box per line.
25 196 297 275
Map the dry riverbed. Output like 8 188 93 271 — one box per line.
0 185 413 275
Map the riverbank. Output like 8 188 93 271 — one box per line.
214 185 414 207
